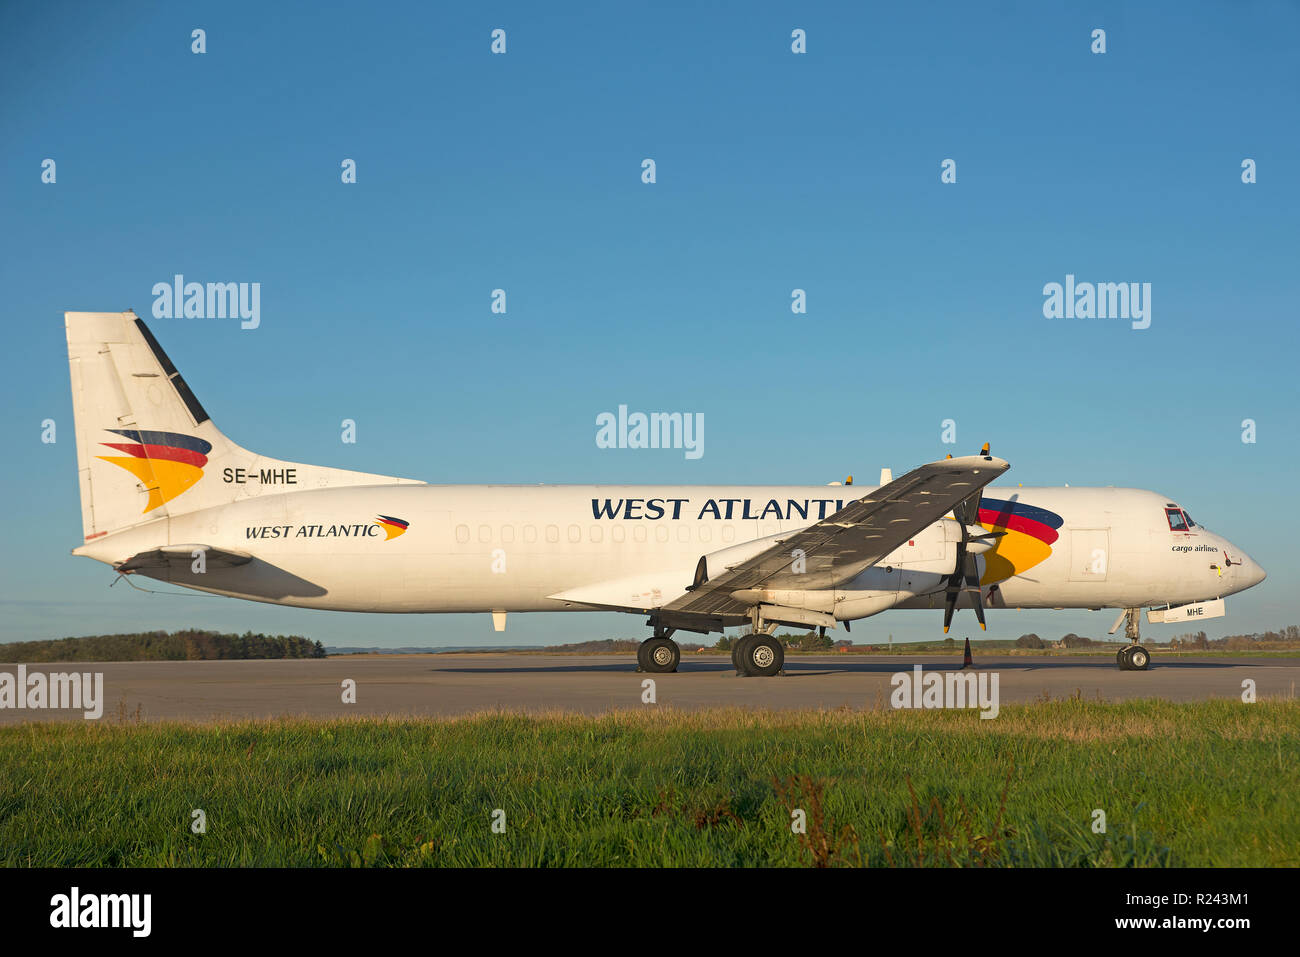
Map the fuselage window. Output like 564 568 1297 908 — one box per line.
1166 508 1189 532
478 524 492 543
568 524 581 543
502 525 515 544
455 524 470 544
722 525 735 543
699 525 711 543
655 526 669 543
523 525 537 543
546 524 559 543
677 526 690 543
590 525 603 543
634 525 647 543
612 525 625 543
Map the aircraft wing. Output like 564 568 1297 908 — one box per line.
116 544 253 572
661 452 1009 621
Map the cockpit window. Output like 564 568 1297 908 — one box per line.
1182 512 1197 528
1166 508 1189 532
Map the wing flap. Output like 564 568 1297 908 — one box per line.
664 452 1009 619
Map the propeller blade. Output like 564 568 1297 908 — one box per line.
964 555 986 631
939 442 997 635
963 554 986 631
944 523 968 634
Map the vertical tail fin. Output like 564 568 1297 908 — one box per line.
65 311 422 540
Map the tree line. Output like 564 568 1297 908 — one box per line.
1014 625 1300 650
1168 625 1300 650
0 630 327 663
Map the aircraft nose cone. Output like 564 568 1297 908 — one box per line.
1245 558 1266 588
1236 551 1266 589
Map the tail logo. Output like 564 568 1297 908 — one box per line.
98 430 212 513
375 515 409 540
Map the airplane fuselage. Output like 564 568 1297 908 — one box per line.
76 482 1265 623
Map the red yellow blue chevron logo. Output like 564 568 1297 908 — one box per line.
375 515 409 540
98 429 212 513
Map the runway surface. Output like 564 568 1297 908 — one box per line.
1 653 1297 723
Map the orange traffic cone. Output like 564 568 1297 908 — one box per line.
962 636 973 669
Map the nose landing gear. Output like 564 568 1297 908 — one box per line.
1111 608 1151 671
1118 644 1151 670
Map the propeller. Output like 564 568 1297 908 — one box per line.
942 443 993 634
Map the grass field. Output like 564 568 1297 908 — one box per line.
2 699 1297 867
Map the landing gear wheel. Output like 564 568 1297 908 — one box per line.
636 639 650 672
642 637 680 674
1127 645 1150 671
740 634 784 677
734 635 757 675
1116 647 1127 669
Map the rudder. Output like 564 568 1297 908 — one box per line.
65 310 421 541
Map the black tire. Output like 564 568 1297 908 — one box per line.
742 635 784 677
1128 645 1150 671
734 635 756 675
642 637 680 674
730 639 743 671
636 639 650 672
1117 646 1133 670
1115 648 1126 668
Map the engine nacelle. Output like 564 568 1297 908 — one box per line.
699 515 988 625
696 528 792 578
833 520 989 622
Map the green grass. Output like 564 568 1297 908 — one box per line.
1 700 1297 867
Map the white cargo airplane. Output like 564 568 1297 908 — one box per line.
65 311 1265 675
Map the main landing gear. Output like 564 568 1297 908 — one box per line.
733 632 785 677
1113 608 1151 671
636 612 787 677
732 610 785 677
637 622 680 674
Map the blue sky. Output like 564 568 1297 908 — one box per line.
1 1 1296 647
